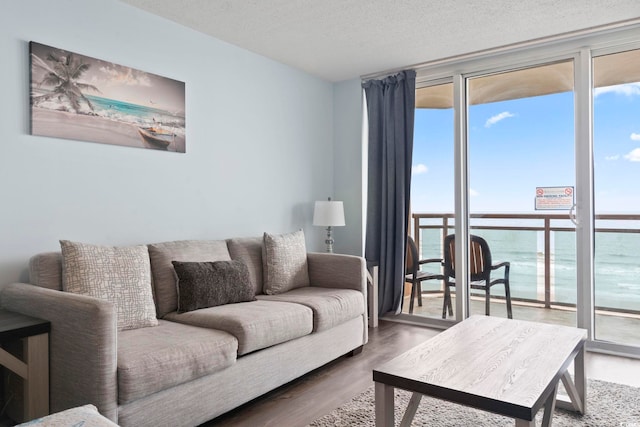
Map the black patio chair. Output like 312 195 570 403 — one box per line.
442 234 512 319
405 236 445 314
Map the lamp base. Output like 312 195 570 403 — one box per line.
325 226 334 253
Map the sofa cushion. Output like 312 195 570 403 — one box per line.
60 240 157 331
227 236 264 295
148 240 231 317
172 260 256 312
117 320 238 404
164 300 313 355
262 230 310 295
257 287 365 332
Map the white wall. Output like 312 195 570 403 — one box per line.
0 0 338 284
332 79 364 256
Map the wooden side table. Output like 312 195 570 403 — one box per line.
0 309 50 422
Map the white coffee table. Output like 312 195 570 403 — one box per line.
374 315 587 427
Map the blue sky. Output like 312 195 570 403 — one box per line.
411 82 640 214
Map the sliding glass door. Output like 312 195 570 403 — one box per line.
408 26 640 356
466 61 577 326
592 48 640 347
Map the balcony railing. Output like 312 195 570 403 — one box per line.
412 212 640 315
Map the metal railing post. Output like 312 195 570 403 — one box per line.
414 215 421 257
544 217 551 308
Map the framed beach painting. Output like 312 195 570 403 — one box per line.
29 41 186 153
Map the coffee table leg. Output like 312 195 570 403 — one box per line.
557 343 586 414
399 393 422 427
574 342 586 414
541 382 558 427
560 370 584 414
375 382 394 426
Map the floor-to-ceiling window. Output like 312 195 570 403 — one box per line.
405 82 454 319
405 24 640 357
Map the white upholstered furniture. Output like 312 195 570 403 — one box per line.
0 235 368 427
16 404 118 427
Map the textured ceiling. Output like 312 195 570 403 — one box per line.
119 0 640 82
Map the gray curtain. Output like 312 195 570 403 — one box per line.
362 70 416 316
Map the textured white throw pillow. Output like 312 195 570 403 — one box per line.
262 230 310 295
60 240 158 331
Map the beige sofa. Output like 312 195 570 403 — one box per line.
0 235 367 427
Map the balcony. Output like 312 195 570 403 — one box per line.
407 212 640 347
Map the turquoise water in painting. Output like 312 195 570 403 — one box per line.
418 228 640 312
86 95 185 134
32 87 185 136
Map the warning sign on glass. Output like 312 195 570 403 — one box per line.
535 186 574 210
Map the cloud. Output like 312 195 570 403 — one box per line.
98 66 152 86
605 155 620 161
485 111 514 128
470 188 479 197
631 133 640 141
594 82 640 98
412 164 428 175
624 148 640 162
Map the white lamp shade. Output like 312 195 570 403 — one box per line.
313 201 345 227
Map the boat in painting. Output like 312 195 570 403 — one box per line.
138 126 174 148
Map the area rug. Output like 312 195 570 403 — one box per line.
309 379 640 426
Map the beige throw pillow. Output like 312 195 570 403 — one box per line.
262 230 310 295
60 240 158 331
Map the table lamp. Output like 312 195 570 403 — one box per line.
313 198 345 253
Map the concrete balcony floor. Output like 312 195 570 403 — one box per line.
402 292 640 347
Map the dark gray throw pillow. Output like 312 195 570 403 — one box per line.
172 260 257 313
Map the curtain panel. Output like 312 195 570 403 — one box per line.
362 70 416 316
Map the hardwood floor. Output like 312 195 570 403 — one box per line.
203 320 640 427
202 321 438 427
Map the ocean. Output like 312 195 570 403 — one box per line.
32 88 185 137
86 95 185 136
418 228 640 313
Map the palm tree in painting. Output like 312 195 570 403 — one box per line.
31 51 100 113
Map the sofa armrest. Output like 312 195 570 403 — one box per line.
0 283 118 421
307 253 369 344
307 252 366 296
